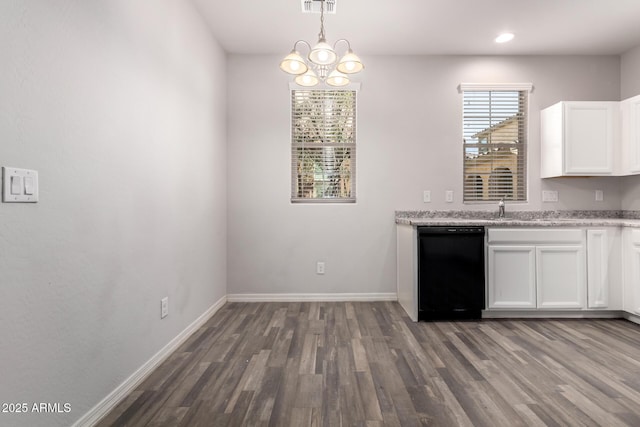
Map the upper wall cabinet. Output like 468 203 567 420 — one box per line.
541 101 617 178
620 94 640 175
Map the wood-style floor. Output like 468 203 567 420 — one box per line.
97 302 640 426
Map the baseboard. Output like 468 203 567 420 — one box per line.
226 292 398 302
72 295 227 427
482 309 624 319
623 312 640 325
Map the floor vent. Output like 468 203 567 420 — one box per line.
301 0 336 14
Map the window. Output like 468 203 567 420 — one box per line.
465 174 484 201
461 83 531 202
489 167 513 199
291 89 356 202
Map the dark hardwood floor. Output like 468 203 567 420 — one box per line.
97 302 640 426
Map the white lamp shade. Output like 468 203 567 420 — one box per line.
326 70 350 87
309 39 337 65
294 69 319 87
336 50 364 74
280 51 308 75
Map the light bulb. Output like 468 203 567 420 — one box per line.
326 70 349 87
495 33 514 43
317 50 329 62
336 51 364 74
290 61 300 72
295 69 319 87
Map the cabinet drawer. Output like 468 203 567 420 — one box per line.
488 228 583 244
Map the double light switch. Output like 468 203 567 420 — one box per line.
2 167 39 202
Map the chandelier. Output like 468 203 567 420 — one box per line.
279 0 364 87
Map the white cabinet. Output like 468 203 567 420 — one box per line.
488 246 536 308
536 245 585 309
620 94 640 175
487 228 586 310
396 224 418 321
623 228 640 316
587 230 609 308
585 228 625 309
541 101 617 177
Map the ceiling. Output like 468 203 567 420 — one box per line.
192 0 640 56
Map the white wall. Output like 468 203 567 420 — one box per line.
620 45 640 209
227 54 621 297
621 45 640 99
0 1 227 426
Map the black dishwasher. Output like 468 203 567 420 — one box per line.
418 226 485 321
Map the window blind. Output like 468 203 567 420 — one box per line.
291 89 356 202
462 87 529 202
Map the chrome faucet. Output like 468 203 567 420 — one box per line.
498 198 505 218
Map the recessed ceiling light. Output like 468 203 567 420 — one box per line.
495 33 515 43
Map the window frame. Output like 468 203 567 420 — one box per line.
460 83 533 204
289 84 359 204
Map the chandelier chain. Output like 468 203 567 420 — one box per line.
318 0 326 40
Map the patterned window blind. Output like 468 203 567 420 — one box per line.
461 83 532 202
291 89 356 203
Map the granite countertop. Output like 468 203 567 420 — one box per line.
395 210 640 228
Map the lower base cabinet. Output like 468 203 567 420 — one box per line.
488 246 536 308
536 245 585 309
488 227 622 312
587 229 610 308
624 228 640 315
488 228 586 310
399 224 625 321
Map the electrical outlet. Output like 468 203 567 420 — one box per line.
542 190 558 202
445 190 454 203
423 190 431 203
316 261 325 275
595 190 604 201
161 297 168 319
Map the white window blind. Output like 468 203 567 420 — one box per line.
291 89 356 203
461 84 530 202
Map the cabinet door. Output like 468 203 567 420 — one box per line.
536 245 586 309
488 246 536 309
621 95 640 174
624 230 640 315
587 230 608 308
564 102 614 175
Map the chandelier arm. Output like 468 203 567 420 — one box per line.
292 40 312 53
333 39 352 54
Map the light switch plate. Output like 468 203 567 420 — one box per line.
161 297 168 319
445 190 454 203
2 167 38 203
595 190 604 201
423 190 431 203
542 190 558 202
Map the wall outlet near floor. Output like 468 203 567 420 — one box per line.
316 261 325 275
542 190 559 202
423 190 431 203
595 190 604 202
445 190 454 203
161 297 168 319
